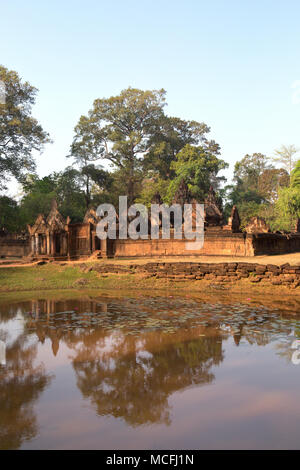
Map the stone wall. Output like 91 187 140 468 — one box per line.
251 233 300 255
1 226 300 259
113 231 254 257
0 238 30 258
68 223 91 257
92 261 300 288
112 232 300 258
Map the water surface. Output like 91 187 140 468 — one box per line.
1 292 300 450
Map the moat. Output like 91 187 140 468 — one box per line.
1 291 300 450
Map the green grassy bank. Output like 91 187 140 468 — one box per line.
0 262 299 299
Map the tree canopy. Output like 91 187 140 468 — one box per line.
167 144 227 202
69 87 225 206
225 152 291 228
0 65 50 190
1 67 299 234
273 144 299 180
70 88 167 204
291 160 300 188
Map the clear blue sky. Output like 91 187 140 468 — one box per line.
1 0 300 195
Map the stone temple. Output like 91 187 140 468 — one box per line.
27 200 69 257
1 185 300 260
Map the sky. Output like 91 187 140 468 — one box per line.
1 0 300 196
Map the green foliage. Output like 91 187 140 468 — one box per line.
19 191 56 227
70 88 224 206
17 169 88 227
135 177 169 207
144 116 212 179
273 186 300 231
291 160 300 188
226 152 292 230
0 196 20 232
8 74 295 233
70 87 167 204
234 201 264 229
257 168 289 203
167 144 227 202
0 65 50 189
2 66 299 235
226 154 270 216
234 153 272 189
53 168 87 221
22 173 57 195
240 202 264 228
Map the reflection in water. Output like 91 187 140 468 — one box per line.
0 294 300 449
0 306 52 449
73 334 223 426
25 298 225 426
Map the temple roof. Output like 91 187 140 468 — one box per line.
172 180 193 205
204 186 224 226
28 200 67 235
46 199 67 231
83 207 99 225
83 207 119 225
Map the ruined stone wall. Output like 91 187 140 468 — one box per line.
1 226 300 259
113 232 253 257
251 233 300 255
0 238 30 258
68 223 91 257
93 261 300 288
112 232 300 258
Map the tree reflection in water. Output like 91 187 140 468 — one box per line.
0 303 52 450
24 298 225 426
71 332 224 426
1 293 300 448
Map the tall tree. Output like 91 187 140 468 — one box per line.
225 153 277 227
257 168 289 203
0 65 50 190
233 153 272 192
69 114 106 206
273 144 299 181
80 164 112 207
143 116 213 179
70 87 166 204
167 144 227 202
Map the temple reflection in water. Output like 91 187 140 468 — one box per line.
1 295 300 449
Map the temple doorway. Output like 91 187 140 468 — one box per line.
55 234 61 254
95 237 101 250
38 234 46 255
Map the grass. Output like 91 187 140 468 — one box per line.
0 263 159 292
0 262 299 300
0 264 99 291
